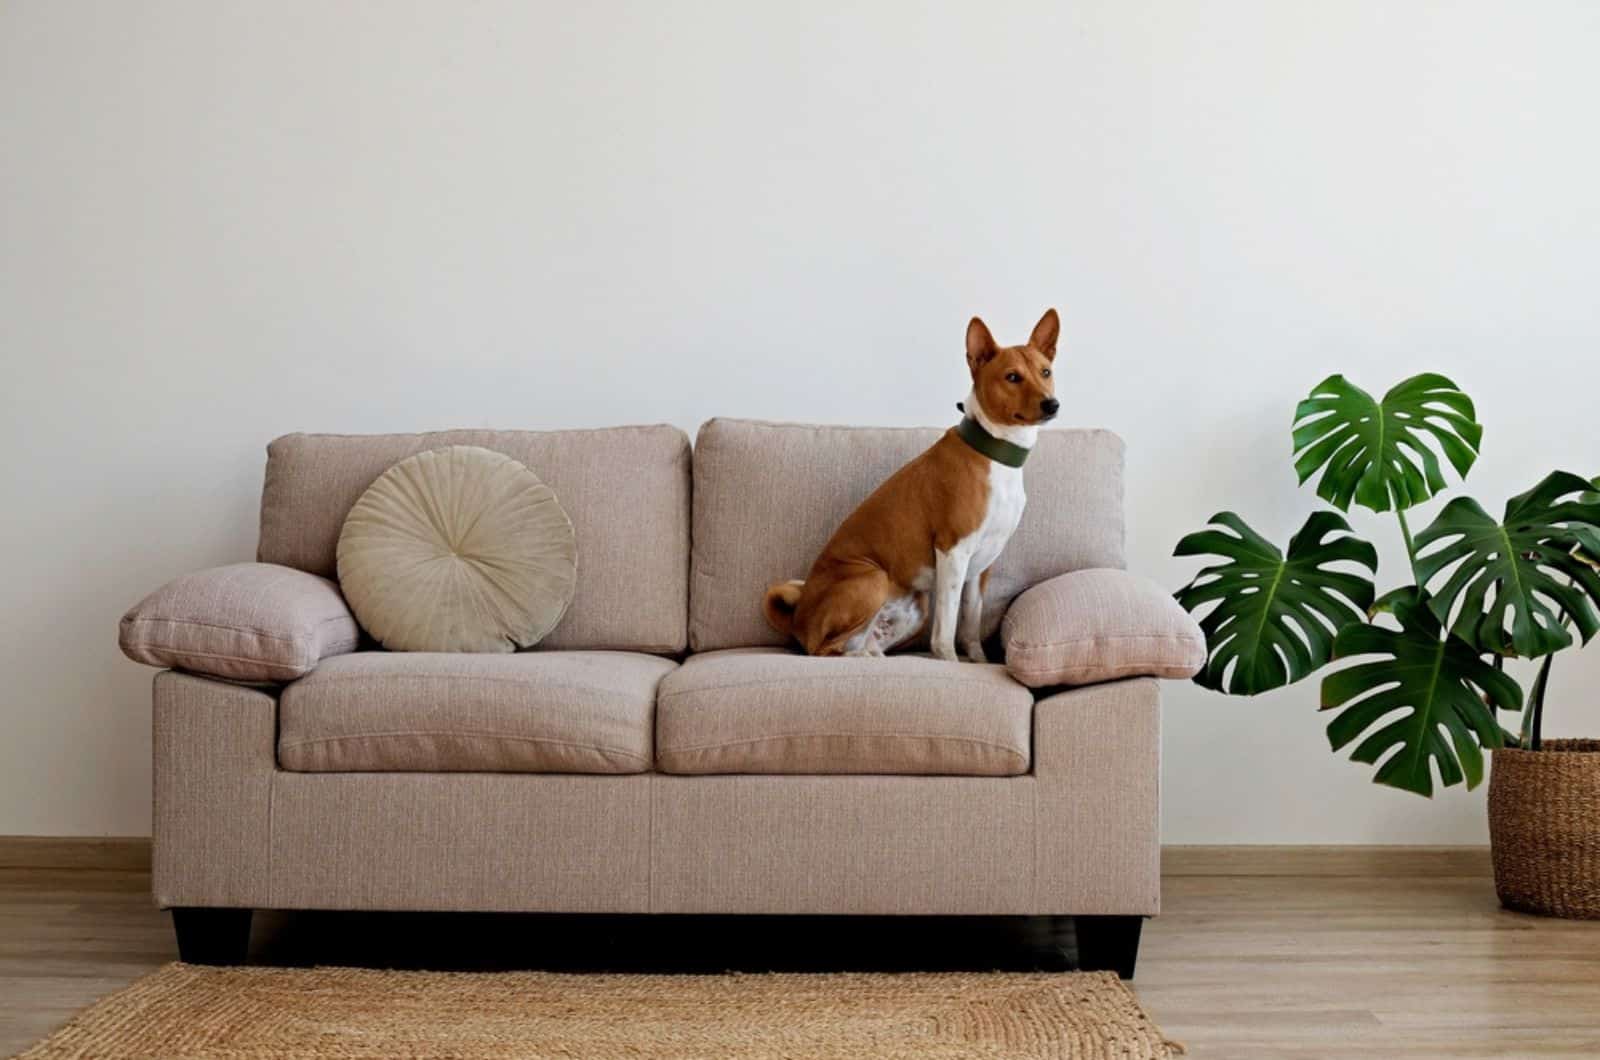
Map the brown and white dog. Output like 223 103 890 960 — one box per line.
763 309 1059 661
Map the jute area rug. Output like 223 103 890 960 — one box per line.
15 963 1181 1059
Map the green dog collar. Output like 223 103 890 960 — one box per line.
955 416 1031 468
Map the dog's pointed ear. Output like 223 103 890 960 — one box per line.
966 317 997 373
1030 308 1060 362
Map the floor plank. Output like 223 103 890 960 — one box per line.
1139 872 1600 1057
3 857 1598 1058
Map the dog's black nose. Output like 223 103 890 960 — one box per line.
1040 398 1060 417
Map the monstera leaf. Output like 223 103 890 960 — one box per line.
1577 475 1600 568
1175 511 1377 695
1321 590 1523 796
1292 373 1482 513
1413 470 1600 658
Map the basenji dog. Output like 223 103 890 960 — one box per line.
763 309 1059 661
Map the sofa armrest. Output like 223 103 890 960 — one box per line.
1001 568 1204 689
120 562 360 683
153 670 277 907
1032 677 1161 914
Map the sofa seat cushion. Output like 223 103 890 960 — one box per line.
656 649 1033 776
278 651 676 774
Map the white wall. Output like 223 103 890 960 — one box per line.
3 1 1598 841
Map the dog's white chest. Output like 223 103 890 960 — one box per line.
966 462 1026 572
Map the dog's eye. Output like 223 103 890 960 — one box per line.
1041 368 1051 378
1005 372 1022 383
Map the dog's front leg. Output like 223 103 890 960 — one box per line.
957 576 986 662
930 548 970 662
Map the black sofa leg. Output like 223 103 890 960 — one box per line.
1075 915 1143 980
171 908 252 965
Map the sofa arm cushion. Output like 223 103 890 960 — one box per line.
120 563 361 682
1001 568 1205 688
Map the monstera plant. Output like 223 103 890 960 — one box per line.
1173 373 1600 797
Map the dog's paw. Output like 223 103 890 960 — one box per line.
961 641 987 664
930 642 959 663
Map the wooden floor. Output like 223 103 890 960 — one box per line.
2 848 1598 1058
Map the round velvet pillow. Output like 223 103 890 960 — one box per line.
336 446 577 652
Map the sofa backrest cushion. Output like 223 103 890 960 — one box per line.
689 418 1125 652
259 427 691 653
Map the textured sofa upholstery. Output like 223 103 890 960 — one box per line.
130 420 1183 975
119 563 360 682
656 648 1032 776
278 651 676 774
1002 568 1208 688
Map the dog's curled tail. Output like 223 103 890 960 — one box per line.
762 580 806 638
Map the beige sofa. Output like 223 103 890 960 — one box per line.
121 419 1172 978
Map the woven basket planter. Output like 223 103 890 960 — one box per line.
1488 739 1600 919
